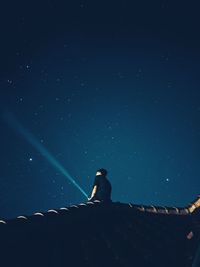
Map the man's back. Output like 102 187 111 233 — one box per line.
93 175 112 201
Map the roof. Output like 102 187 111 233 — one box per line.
1 197 200 267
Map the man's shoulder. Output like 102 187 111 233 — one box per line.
93 176 100 185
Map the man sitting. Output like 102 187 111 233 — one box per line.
89 168 112 202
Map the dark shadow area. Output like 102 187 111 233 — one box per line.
0 200 200 267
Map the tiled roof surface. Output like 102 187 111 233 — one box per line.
1 198 200 267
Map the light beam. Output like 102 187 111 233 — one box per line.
3 112 88 199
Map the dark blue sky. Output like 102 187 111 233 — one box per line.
0 1 200 219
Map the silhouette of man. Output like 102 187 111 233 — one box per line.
89 168 112 202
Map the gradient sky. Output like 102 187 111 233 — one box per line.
0 1 200 219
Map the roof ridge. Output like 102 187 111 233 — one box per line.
1 196 200 225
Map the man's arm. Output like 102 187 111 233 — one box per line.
88 185 97 200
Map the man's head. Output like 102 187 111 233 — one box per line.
96 168 108 176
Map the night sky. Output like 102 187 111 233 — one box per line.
1 1 200 219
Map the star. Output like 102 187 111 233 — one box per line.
18 97 23 103
80 82 85 87
29 158 33 162
166 178 170 182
